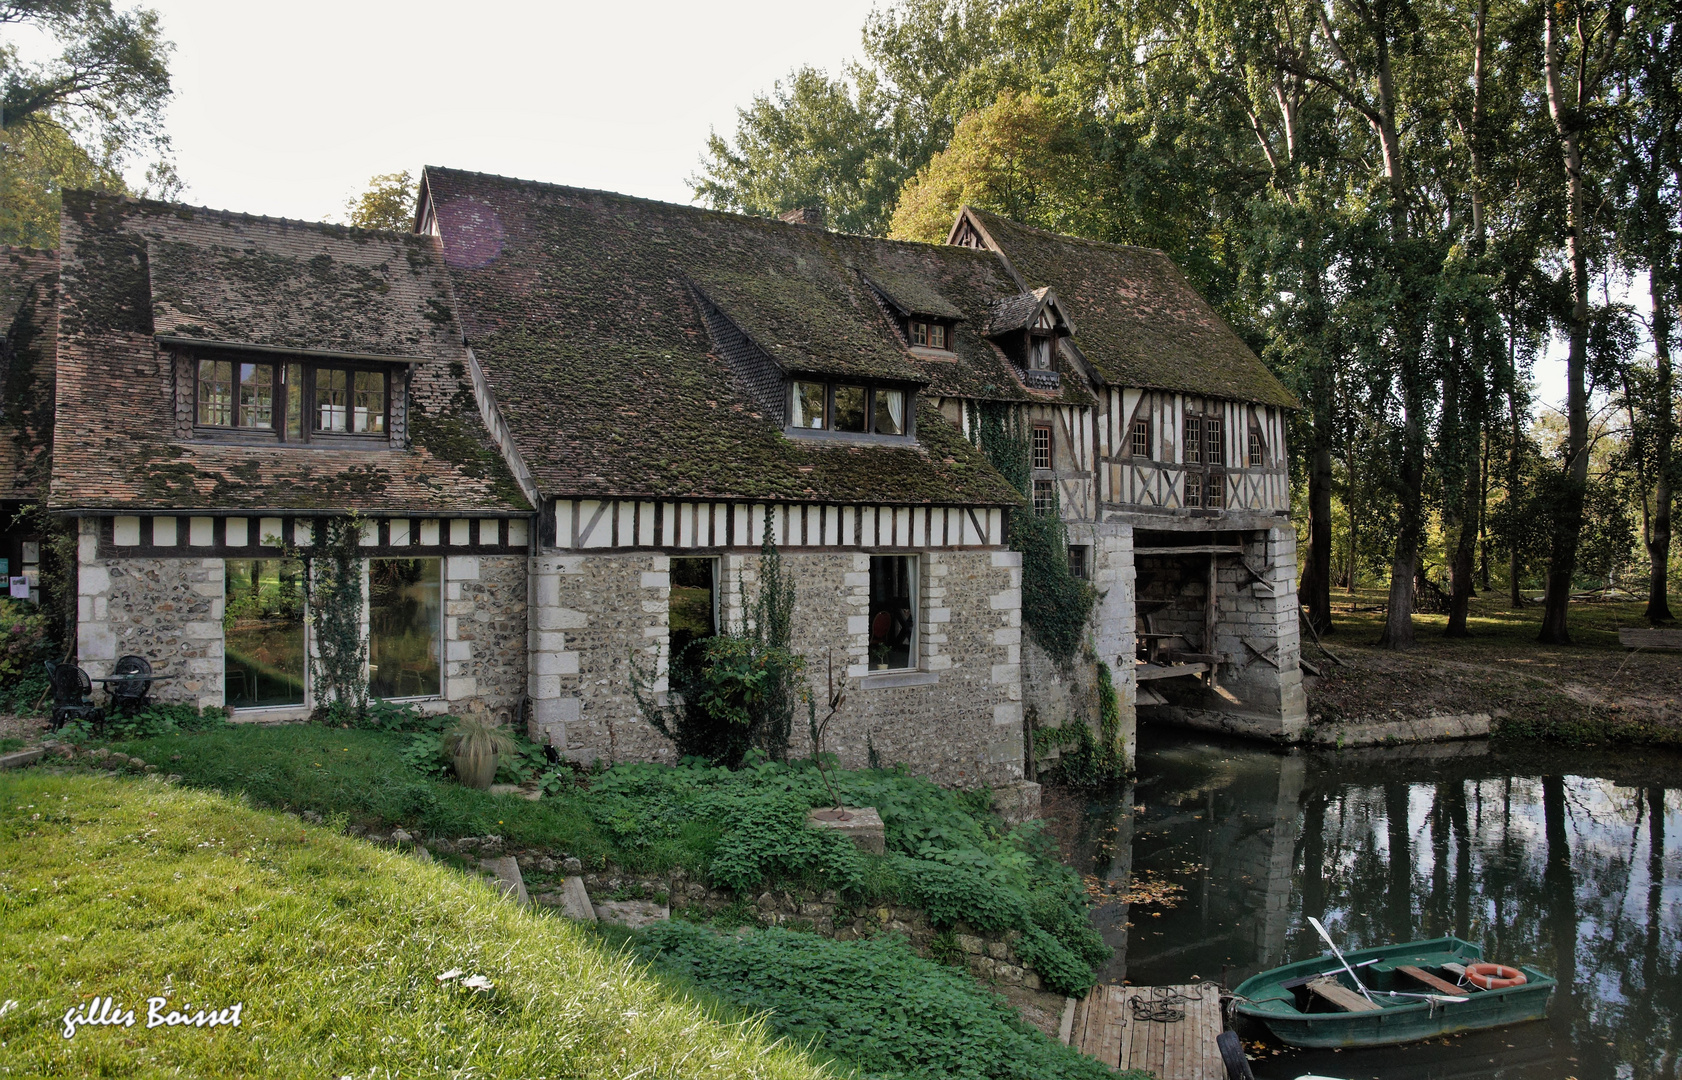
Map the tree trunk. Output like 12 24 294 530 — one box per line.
1645 274 1675 623
1508 353 1526 607
1539 5 1597 645
1304 441 1335 633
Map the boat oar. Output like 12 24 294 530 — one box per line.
1307 917 1376 1005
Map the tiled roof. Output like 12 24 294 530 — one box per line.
984 287 1056 337
960 208 1298 408
46 193 529 514
421 167 1057 507
0 247 59 501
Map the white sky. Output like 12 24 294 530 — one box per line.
120 0 878 221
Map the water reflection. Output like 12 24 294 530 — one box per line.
1048 729 1682 1080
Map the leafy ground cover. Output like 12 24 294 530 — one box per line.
632 921 1147 1080
100 722 1109 993
1306 589 1681 745
0 770 825 1078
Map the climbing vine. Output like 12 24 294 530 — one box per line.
968 402 1095 664
1034 661 1128 784
283 514 369 722
632 512 806 766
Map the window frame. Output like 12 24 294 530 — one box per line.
1067 544 1090 581
367 556 444 702
907 318 952 352
1032 478 1056 515
1031 423 1053 471
1131 418 1151 459
785 378 917 442
191 351 392 443
1248 427 1265 467
867 553 920 673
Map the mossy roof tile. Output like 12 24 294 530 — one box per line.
46 194 528 514
422 168 1045 506
0 247 60 501
964 208 1297 408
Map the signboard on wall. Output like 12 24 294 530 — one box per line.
9 576 29 600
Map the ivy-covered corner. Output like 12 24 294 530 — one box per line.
968 403 1125 783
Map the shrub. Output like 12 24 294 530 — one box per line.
104 704 229 741
0 598 54 687
634 922 1135 1080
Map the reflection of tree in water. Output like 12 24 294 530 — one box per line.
368 559 439 699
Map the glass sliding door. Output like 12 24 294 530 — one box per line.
668 556 717 688
224 558 307 708
368 558 441 700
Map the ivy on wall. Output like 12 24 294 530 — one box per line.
282 514 369 721
968 402 1095 664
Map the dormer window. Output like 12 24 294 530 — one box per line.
909 320 949 350
1028 334 1052 371
193 353 391 442
787 380 912 440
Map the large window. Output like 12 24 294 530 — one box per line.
196 357 388 440
668 557 718 686
1033 478 1056 515
224 559 306 709
787 380 913 438
368 558 441 699
868 555 917 671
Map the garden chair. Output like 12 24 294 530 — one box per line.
45 661 103 731
108 654 154 714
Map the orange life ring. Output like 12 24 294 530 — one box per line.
1466 963 1527 990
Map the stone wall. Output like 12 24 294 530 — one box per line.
527 552 674 764
528 547 1024 788
444 553 527 722
77 519 224 708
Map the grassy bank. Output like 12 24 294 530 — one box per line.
1304 588 1681 746
99 722 1108 994
0 770 823 1078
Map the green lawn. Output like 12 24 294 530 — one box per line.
0 770 824 1078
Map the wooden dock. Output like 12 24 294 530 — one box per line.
1067 983 1225 1079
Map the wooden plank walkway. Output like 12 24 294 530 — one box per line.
1069 984 1224 1079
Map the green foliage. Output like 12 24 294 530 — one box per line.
970 402 1095 663
635 922 1135 1080
634 514 805 766
281 515 369 720
104 724 1109 989
0 598 54 685
691 66 922 236
0 0 178 246
1038 662 1129 786
343 170 415 231
103 703 228 741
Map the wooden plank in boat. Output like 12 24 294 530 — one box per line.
1306 976 1381 1012
1397 964 1464 996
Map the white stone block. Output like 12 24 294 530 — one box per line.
184 621 222 640
993 703 1023 727
989 589 1021 610
641 572 670 589
843 572 870 587
530 674 561 698
534 630 567 652
991 663 1017 685
446 641 473 661
447 555 481 581
446 582 462 601
78 565 109 596
926 607 951 624
990 550 1023 568
846 615 870 634
113 517 140 546
446 677 478 700
992 627 1020 646
534 651 580 676
537 606 588 630
928 654 953 671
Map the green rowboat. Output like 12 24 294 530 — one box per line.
1232 936 1555 1049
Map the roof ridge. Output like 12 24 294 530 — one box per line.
967 206 1173 259
425 166 998 256
63 190 429 242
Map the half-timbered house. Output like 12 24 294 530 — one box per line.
0 168 1307 793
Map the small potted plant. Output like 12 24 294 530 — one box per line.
443 716 517 790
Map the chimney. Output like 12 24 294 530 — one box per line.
778 206 826 228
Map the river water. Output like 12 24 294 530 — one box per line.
1047 727 1682 1080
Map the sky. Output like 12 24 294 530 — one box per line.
126 0 879 222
